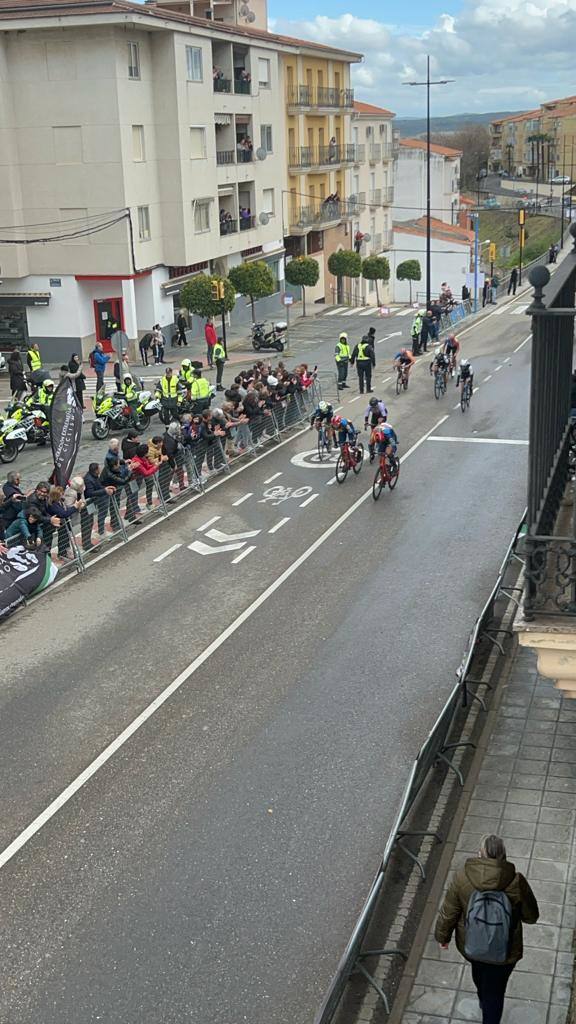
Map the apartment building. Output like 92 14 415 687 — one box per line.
489 96 576 178
279 43 361 306
394 138 461 226
0 0 358 359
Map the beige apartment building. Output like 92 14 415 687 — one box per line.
0 0 362 358
489 96 576 179
349 101 395 304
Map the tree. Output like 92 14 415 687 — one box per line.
432 124 490 191
284 256 319 317
327 249 361 303
396 259 421 304
228 260 275 321
361 255 390 306
180 274 236 320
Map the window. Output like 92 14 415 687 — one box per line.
137 205 151 241
132 125 145 162
53 126 82 164
128 41 140 80
186 46 203 82
366 125 373 138
190 126 206 159
194 200 210 233
263 188 275 215
260 124 273 153
258 58 270 88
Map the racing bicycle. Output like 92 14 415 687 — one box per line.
460 378 472 412
395 364 410 395
335 435 364 483
316 422 334 461
434 367 448 400
372 451 400 500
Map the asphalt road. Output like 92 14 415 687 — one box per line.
0 295 533 1024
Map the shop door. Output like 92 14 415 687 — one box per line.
0 305 28 352
94 297 124 352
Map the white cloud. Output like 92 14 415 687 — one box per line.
273 0 576 116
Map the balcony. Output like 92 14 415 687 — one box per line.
216 149 235 165
239 213 256 231
381 142 393 160
370 233 382 254
288 143 357 172
219 216 238 236
368 189 381 207
213 76 232 94
381 228 393 249
353 144 366 163
234 78 251 95
392 131 400 156
382 185 394 205
289 198 355 233
369 143 381 162
287 85 354 111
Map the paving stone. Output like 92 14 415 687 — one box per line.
501 820 537 840
525 923 561 949
530 881 566 905
519 746 552 761
551 747 576 763
551 733 575 750
416 961 463 989
556 721 576 735
555 951 574 977
504 837 534 858
507 788 543 806
500 997 548 1023
548 762 576 778
503 802 540 822
467 799 505 817
537 902 563 926
473 783 508 801
551 976 572 1005
546 1006 569 1024
561 904 576 927
535 825 573 844
459 966 475 992
423 939 462 963
539 807 575 826
463 815 502 833
546 776 576 793
517 947 556 974
565 884 576 905
532 841 572 862
515 759 548 776
507 971 552 1001
529 860 569 883
407 985 456 1017
557 926 573 951
542 793 576 809
478 769 514 785
527 710 559 722
502 705 532 718
451 992 482 1021
511 774 550 791
490 742 522 757
523 719 557 734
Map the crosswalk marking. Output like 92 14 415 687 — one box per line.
323 307 349 316
394 308 414 317
510 304 529 315
341 306 369 316
358 307 377 316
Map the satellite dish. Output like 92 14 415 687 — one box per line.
255 147 267 161
259 212 270 225
239 2 249 12
363 233 371 242
247 11 256 20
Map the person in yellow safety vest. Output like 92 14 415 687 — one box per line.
190 368 212 411
27 343 42 373
350 334 376 394
179 358 195 388
335 332 351 390
156 366 181 423
213 339 226 391
119 373 139 425
36 378 55 408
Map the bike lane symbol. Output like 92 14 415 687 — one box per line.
259 485 313 506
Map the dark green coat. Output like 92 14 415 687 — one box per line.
434 857 539 965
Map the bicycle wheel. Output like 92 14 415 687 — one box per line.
460 384 469 412
395 372 401 396
352 442 364 475
372 465 384 500
403 372 409 391
317 428 326 461
434 375 442 400
335 454 348 484
388 456 400 490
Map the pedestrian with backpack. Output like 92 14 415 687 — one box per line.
434 834 539 1024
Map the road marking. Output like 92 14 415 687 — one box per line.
231 545 256 564
299 493 319 507
325 477 337 486
504 357 511 363
197 515 221 532
264 472 282 484
473 386 480 393
377 331 402 344
205 527 260 543
0 413 449 873
349 395 363 402
494 365 502 372
341 306 369 316
232 492 252 506
359 307 377 316
324 307 348 316
511 304 529 315
188 538 245 555
427 436 528 445
268 517 291 534
395 308 414 317
453 403 460 410
153 543 182 563
381 376 393 384
514 336 530 353
483 375 492 383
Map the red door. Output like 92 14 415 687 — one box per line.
94 297 124 352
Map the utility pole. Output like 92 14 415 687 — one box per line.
561 139 567 249
518 207 526 285
473 213 479 312
404 57 454 309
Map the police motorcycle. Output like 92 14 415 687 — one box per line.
91 375 160 440
251 320 287 352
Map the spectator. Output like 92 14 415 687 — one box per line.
482 278 489 308
84 462 115 544
139 332 152 366
490 274 499 304
435 833 539 1024
507 267 518 296
462 284 470 301
68 353 86 409
25 482 61 554
91 342 110 392
205 317 217 368
177 313 188 347
129 443 158 509
328 136 337 161
162 422 185 496
152 324 165 365
8 351 26 401
47 485 79 560
0 470 25 537
122 429 141 462
5 506 43 550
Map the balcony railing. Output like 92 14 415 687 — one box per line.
368 143 381 162
368 189 381 206
382 185 394 205
370 233 382 253
216 149 235 165
289 198 356 230
234 78 251 95
353 144 366 163
287 85 354 109
381 142 393 160
219 217 238 236
392 132 400 155
381 228 393 249
213 76 231 93
288 144 357 170
239 213 256 231
236 146 253 163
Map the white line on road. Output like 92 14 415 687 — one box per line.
511 304 529 315
349 395 363 402
323 307 348 316
504 357 511 363
473 387 480 393
299 493 319 507
494 365 502 372
0 413 449 873
514 336 530 353
359 307 378 316
427 436 528 445
325 477 337 486
341 307 368 316
395 308 414 317
264 472 282 484
453 403 460 410
381 376 393 384
197 515 221 532
231 545 256 564
232 493 252 506
268 517 291 534
153 543 182 563
483 375 492 382
376 331 402 344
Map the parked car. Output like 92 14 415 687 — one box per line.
550 175 571 185
483 197 501 209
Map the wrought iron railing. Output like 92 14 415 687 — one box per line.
353 144 366 162
382 185 394 204
289 199 356 229
234 77 251 94
288 144 357 169
219 217 238 235
287 85 354 108
213 77 231 93
368 143 381 161
368 189 381 206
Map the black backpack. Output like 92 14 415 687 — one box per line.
464 889 513 964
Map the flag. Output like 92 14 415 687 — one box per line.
0 546 58 621
50 376 83 487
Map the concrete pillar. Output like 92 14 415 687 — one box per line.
517 630 576 698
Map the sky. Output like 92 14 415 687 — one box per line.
268 0 576 117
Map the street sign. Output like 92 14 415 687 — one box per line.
282 294 294 306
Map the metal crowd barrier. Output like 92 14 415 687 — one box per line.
39 385 321 574
313 510 527 1024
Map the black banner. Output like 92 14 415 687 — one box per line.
50 377 83 488
0 546 58 621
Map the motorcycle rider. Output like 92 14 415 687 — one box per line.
120 373 138 425
156 366 180 423
36 378 55 413
190 368 212 413
179 358 195 389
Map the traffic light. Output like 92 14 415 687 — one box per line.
518 208 526 226
488 242 496 263
218 281 225 300
211 281 219 301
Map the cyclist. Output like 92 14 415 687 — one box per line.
456 357 474 396
373 421 399 471
393 348 416 382
332 414 357 449
364 396 388 463
443 333 460 375
429 345 450 380
310 400 335 442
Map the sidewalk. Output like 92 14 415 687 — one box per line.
394 645 575 1024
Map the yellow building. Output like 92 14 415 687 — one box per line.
489 95 576 179
279 42 362 304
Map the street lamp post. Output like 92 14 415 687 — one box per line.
404 56 454 309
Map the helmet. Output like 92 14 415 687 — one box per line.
339 332 348 342
44 379 54 389
461 358 470 368
332 415 342 428
369 396 379 407
181 359 191 369
340 418 349 429
318 400 329 412
124 373 133 382
435 346 441 356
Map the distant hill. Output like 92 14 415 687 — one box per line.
394 111 525 137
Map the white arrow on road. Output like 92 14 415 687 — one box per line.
377 331 402 344
205 527 260 543
188 539 247 556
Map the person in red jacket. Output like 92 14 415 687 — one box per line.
205 317 217 368
128 443 158 509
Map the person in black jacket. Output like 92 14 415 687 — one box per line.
68 354 86 409
162 422 185 494
0 471 26 537
350 334 376 394
8 351 26 401
25 482 61 549
122 430 141 461
84 462 116 540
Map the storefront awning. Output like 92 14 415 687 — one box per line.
215 113 232 126
0 293 50 307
